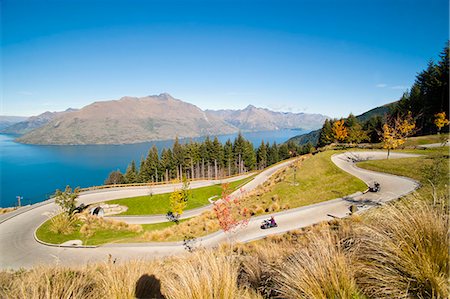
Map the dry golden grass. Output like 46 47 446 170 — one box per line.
352 194 449 299
162 249 243 299
275 229 362 299
0 207 17 215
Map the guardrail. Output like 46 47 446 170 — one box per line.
79 171 258 193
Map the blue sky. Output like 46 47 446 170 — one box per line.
1 0 448 118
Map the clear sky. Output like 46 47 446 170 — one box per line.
1 0 448 118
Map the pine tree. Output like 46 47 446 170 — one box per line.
256 140 268 170
233 132 246 174
148 145 160 182
124 160 138 184
278 143 289 160
267 142 279 165
346 114 368 144
203 136 213 178
160 148 174 181
172 137 184 180
242 141 256 171
223 139 234 176
138 157 147 183
211 137 224 178
318 119 333 147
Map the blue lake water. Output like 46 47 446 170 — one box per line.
0 129 306 207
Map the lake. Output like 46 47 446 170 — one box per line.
0 129 306 207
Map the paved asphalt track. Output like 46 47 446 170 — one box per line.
0 152 420 269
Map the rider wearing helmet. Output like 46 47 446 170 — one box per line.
270 216 276 226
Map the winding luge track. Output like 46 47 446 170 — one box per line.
0 152 420 269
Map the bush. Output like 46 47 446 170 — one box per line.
49 212 77 235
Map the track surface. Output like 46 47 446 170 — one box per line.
0 152 420 269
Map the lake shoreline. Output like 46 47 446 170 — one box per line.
0 129 309 208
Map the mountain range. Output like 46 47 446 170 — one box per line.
1 109 78 135
1 93 328 145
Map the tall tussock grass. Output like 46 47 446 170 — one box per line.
352 195 449 298
275 229 363 299
1 193 447 298
161 249 246 299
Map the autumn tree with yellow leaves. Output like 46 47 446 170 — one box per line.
382 112 416 158
434 112 449 134
169 178 191 219
332 119 348 143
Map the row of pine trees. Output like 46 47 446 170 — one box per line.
105 134 314 185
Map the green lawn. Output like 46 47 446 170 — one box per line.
106 175 255 215
403 134 448 147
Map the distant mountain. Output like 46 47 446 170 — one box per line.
0 116 28 131
17 94 237 145
1 109 78 135
206 105 328 131
287 101 397 146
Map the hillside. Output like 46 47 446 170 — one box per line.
206 105 327 131
287 101 397 146
355 101 395 123
1 109 77 135
17 94 237 145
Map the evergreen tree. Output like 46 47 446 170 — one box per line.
242 141 256 171
148 145 160 182
138 157 147 183
211 137 224 178
346 114 368 144
124 160 138 184
203 136 213 178
318 119 333 147
233 132 246 173
223 139 234 176
160 148 175 181
363 115 384 143
302 142 314 154
256 140 268 170
172 137 184 180
267 142 279 165
278 143 290 160
392 43 449 135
